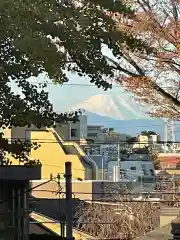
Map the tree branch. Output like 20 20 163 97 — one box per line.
105 55 140 77
153 82 180 108
171 0 179 22
122 51 145 76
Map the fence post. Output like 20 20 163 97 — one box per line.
65 161 74 240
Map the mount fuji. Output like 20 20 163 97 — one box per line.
70 94 170 137
71 94 150 120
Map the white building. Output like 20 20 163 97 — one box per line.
133 133 160 149
107 154 154 181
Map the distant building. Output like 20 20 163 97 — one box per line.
107 153 154 181
149 134 161 143
157 153 180 169
55 114 88 143
87 125 103 142
87 125 129 145
133 132 160 149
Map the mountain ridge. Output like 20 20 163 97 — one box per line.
85 111 165 137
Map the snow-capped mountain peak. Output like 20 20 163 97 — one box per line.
70 94 149 120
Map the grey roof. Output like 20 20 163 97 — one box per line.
121 154 151 161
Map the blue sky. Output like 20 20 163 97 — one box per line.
11 44 145 114
34 44 135 113
39 45 128 112
40 73 134 112
11 68 136 113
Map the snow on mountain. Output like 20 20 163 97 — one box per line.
71 94 150 120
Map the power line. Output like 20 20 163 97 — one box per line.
8 81 180 90
1 122 176 127
30 193 180 203
5 139 180 143
76 199 179 203
32 189 180 195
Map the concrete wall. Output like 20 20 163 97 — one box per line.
55 115 87 142
10 126 46 141
31 181 93 201
54 124 70 141
31 180 135 201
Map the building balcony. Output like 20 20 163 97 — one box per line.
0 165 41 180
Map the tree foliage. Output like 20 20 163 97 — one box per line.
0 132 41 165
176 161 180 169
0 0 146 129
141 131 157 136
126 136 137 144
112 0 180 119
151 151 161 170
0 0 149 157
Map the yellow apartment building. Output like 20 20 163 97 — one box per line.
3 126 98 181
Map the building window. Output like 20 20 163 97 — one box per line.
130 166 136 170
71 129 77 137
87 133 97 137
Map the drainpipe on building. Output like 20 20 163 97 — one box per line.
69 123 71 141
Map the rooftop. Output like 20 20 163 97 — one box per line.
87 125 103 128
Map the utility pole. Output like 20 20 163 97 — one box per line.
117 143 120 167
101 152 104 180
116 135 121 167
64 161 73 240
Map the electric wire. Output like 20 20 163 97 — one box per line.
4 138 180 143
7 81 179 89
31 189 180 195
1 124 177 132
